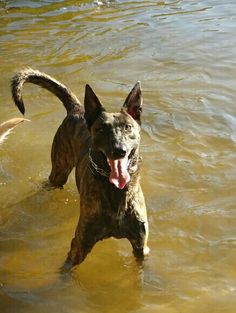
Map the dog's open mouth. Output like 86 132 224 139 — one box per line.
107 155 130 190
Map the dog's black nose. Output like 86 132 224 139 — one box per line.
112 147 127 159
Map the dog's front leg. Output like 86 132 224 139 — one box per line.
65 236 87 267
128 220 150 260
64 216 106 269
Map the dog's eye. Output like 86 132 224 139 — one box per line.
96 126 105 133
124 124 132 131
95 124 109 133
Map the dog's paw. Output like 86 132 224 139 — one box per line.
42 180 63 190
143 246 150 256
60 258 74 274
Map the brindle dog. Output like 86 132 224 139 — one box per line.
11 68 149 269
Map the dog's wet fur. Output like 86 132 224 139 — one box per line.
11 68 149 269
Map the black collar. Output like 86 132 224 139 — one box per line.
88 149 110 177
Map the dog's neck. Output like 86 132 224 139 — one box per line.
88 148 141 182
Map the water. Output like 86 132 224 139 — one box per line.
0 0 236 312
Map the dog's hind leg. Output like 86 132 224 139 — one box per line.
49 127 75 188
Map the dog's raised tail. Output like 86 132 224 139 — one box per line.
11 68 81 115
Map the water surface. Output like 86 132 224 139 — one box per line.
0 0 236 312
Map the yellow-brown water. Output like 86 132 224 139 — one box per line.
0 0 236 312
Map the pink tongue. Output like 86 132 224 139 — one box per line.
108 157 130 189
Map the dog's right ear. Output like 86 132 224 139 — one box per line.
84 84 105 129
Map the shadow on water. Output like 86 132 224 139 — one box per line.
1 256 162 313
0 183 75 280
0 181 164 313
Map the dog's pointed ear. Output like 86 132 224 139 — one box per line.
123 81 143 125
84 84 105 129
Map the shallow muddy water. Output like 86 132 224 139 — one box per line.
0 0 236 312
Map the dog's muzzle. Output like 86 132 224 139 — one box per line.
89 149 140 190
107 156 130 190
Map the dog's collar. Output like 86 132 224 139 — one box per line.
88 148 141 178
89 149 110 177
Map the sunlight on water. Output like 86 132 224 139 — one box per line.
0 0 236 312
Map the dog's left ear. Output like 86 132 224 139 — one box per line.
84 84 105 129
123 82 143 125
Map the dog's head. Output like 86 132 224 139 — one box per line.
84 82 143 189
